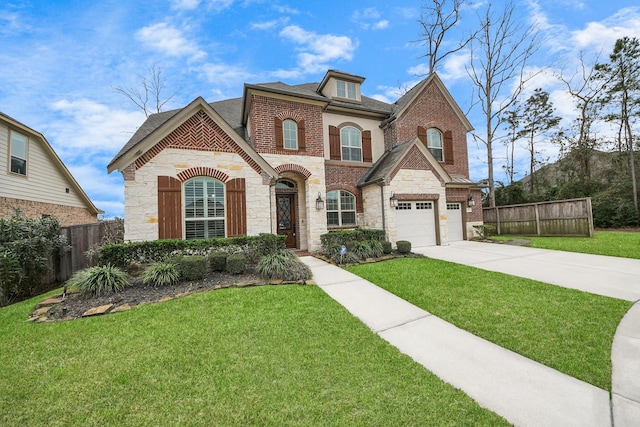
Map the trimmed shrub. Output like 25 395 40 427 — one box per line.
142 262 180 287
396 240 412 254
226 253 247 275
209 251 228 272
320 229 385 253
381 241 393 254
256 250 312 281
255 233 286 257
179 255 208 281
67 264 129 296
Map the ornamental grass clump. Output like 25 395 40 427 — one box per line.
67 264 129 296
256 250 312 281
142 262 180 287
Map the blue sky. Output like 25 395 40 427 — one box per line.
2 0 640 218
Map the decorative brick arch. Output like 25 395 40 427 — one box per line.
275 163 312 179
276 111 305 123
177 167 230 183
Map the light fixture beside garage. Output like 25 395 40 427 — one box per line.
316 192 325 210
467 194 475 207
389 191 398 208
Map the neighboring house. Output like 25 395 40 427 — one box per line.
0 112 101 225
107 70 483 251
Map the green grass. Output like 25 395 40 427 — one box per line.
0 286 508 426
490 230 640 259
347 258 632 391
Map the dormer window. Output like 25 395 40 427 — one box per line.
337 80 357 100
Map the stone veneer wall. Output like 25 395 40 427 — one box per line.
123 149 270 242
263 154 326 252
0 196 98 226
387 169 448 244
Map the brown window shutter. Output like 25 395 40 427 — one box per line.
329 125 341 160
362 130 372 163
158 176 182 240
275 117 283 149
297 119 306 151
226 178 246 237
417 126 427 146
444 130 454 164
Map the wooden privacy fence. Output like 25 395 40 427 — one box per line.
483 198 594 237
52 222 105 283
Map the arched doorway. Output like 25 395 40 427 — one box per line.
275 179 298 248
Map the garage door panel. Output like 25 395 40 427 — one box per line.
396 201 436 247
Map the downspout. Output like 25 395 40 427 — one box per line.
379 184 387 238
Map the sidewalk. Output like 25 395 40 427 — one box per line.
300 245 640 427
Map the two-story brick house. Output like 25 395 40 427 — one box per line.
107 70 483 251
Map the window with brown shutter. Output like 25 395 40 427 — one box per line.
444 130 454 165
329 125 341 160
297 119 306 151
417 126 427 146
158 176 182 240
226 178 246 237
274 117 283 149
362 130 372 163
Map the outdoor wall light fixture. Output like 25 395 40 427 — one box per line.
389 191 399 208
467 194 475 207
315 192 325 210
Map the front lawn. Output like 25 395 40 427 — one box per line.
490 231 640 259
347 258 632 391
0 285 507 426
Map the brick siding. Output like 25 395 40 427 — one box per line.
249 95 324 157
0 197 98 226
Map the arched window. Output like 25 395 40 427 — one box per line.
340 126 362 161
326 190 356 227
184 177 225 239
283 119 298 149
427 128 444 162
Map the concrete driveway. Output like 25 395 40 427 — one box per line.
414 240 640 301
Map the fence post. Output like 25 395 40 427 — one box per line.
535 203 541 236
495 207 501 235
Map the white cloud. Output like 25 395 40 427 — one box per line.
251 17 289 31
352 8 389 31
198 63 256 87
170 0 235 11
279 25 357 74
273 5 300 15
136 22 207 61
571 7 640 52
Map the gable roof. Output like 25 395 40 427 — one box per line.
358 137 453 187
385 73 473 131
0 112 102 215
107 97 278 179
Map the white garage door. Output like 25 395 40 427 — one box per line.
447 203 464 241
396 201 437 247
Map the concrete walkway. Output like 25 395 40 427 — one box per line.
300 242 640 427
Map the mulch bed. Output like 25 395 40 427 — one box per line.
30 267 283 322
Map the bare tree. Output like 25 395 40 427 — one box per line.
113 66 176 117
556 53 606 181
415 0 476 75
466 0 540 207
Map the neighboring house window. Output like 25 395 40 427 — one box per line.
341 126 362 161
326 190 356 227
427 128 444 162
337 80 356 100
283 119 298 149
184 177 225 239
9 130 28 175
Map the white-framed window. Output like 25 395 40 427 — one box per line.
446 203 460 210
283 119 298 149
326 190 356 227
395 202 412 210
184 177 225 239
337 80 357 100
340 126 362 161
9 130 28 175
417 202 433 210
427 128 444 162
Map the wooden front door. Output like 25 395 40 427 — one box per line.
277 194 297 248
